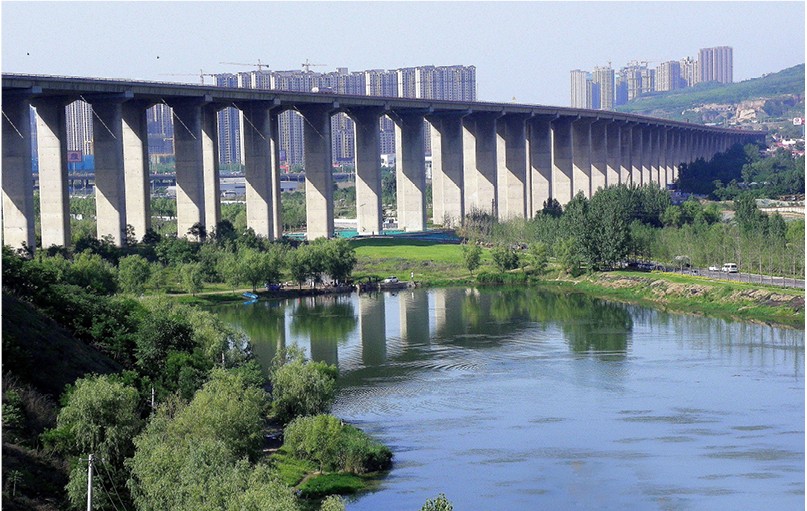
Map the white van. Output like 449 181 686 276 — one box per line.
721 263 738 273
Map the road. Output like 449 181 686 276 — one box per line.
675 267 805 290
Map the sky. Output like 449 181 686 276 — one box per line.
2 1 804 107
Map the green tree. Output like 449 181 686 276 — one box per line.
462 243 482 275
45 375 143 511
421 493 454 511
491 245 520 272
270 350 337 424
319 238 357 284
179 262 205 296
526 241 549 274
320 495 346 511
118 254 151 294
127 371 296 511
67 251 118 295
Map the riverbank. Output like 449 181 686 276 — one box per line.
547 271 805 329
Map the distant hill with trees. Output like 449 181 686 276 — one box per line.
616 64 805 138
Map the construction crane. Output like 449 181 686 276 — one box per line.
219 59 268 72
301 58 326 72
159 69 217 85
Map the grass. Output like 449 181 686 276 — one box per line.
561 270 805 328
270 447 381 499
297 473 366 498
350 238 489 285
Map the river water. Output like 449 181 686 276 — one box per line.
213 287 804 510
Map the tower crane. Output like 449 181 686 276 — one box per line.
159 69 217 85
301 58 326 72
219 59 268 71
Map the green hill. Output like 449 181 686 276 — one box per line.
615 64 805 135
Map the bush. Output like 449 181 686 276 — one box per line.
283 414 392 474
271 354 336 424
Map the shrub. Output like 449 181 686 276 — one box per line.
271 355 336 424
283 414 392 474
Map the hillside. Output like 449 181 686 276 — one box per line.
616 64 805 137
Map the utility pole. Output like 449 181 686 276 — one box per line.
85 453 94 511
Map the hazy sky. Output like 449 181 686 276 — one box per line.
2 1 804 106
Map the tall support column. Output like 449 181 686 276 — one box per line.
300 104 335 239
619 122 633 184
172 98 218 241
551 117 574 205
201 105 221 236
496 113 528 220
527 115 552 216
393 111 427 232
572 118 592 198
671 130 683 182
269 111 283 239
428 112 465 227
90 98 129 246
462 113 498 214
120 101 151 242
605 121 621 186
641 126 653 185
590 120 607 193
351 107 384 235
33 98 71 248
650 127 662 185
241 102 278 239
630 123 643 184
2 93 36 250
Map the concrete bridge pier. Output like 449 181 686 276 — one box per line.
89 95 145 246
619 122 633 185
641 126 653 185
604 121 621 187
427 112 466 227
170 98 219 241
463 112 498 215
589 120 608 194
240 101 280 239
571 118 592 198
393 111 427 232
299 103 335 240
496 113 528 220
527 115 553 217
2 92 36 250
551 117 574 205
33 98 71 248
350 107 384 235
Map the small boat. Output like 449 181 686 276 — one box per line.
242 292 258 300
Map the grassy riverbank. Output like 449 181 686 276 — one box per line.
350 238 804 329
182 237 804 328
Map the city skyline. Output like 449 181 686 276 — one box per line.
2 2 804 107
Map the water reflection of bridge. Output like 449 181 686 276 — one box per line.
221 287 637 374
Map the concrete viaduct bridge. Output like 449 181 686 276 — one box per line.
2 73 764 250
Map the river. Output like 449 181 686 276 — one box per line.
213 287 804 510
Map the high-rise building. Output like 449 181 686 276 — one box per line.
213 65 476 168
592 66 615 110
698 46 733 84
570 70 590 108
679 56 699 88
655 61 682 92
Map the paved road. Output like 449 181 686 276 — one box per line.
675 267 805 290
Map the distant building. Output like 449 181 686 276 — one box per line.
570 69 590 108
213 64 476 167
679 56 699 87
592 66 615 110
698 46 733 83
655 61 682 92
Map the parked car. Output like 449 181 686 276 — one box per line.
721 263 739 273
708 265 719 271
382 276 399 284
